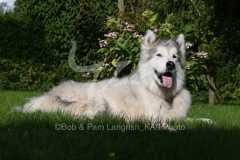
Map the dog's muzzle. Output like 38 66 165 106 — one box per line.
155 61 175 88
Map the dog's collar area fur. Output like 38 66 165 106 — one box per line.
165 98 174 110
168 105 174 110
163 93 178 110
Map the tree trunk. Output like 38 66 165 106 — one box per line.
207 76 221 105
117 0 124 25
209 87 216 105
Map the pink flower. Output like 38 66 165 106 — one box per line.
197 51 208 58
96 62 110 71
118 22 129 27
127 24 134 28
132 33 143 38
102 62 110 67
118 21 135 31
99 40 109 47
104 32 119 38
190 53 197 59
123 23 135 32
123 28 134 32
186 43 192 49
82 72 89 78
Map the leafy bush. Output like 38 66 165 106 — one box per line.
0 0 118 90
97 11 173 78
185 50 208 96
17 0 118 66
0 12 47 60
220 67 240 100
96 11 208 95
0 59 57 90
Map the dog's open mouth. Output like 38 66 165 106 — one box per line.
155 70 173 88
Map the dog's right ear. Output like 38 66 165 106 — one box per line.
139 29 157 64
173 33 186 68
142 29 157 48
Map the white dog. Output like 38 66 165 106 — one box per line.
18 30 212 128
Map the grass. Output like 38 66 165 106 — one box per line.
0 91 240 159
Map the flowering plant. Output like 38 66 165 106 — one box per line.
97 22 142 77
97 11 166 78
185 44 209 95
93 11 209 96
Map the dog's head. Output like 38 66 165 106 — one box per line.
139 29 186 88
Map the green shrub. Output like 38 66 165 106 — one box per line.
0 59 57 90
17 0 118 66
220 67 240 100
96 11 208 95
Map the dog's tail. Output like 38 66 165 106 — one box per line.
13 94 54 112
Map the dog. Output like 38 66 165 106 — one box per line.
18 29 197 127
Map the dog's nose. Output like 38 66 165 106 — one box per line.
166 61 175 70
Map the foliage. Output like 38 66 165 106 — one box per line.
97 11 159 77
0 0 118 90
0 6 56 90
185 50 208 96
123 0 240 102
0 13 46 60
96 11 208 95
0 59 57 90
16 0 118 66
220 67 240 100
98 11 170 79
0 0 239 102
0 58 92 90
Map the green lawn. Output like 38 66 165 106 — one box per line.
0 91 240 159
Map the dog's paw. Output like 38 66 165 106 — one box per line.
196 118 217 124
186 118 217 125
11 106 23 112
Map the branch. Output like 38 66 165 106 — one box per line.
129 2 134 13
190 0 201 16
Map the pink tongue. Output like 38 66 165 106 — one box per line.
162 76 172 88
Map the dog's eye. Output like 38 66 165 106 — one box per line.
156 53 162 57
173 55 177 58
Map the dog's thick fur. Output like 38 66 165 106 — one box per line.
20 30 192 123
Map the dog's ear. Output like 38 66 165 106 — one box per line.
139 29 157 63
173 33 186 68
142 29 157 47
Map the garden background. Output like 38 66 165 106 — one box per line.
0 0 240 104
1 1 240 159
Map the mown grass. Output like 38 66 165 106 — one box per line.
0 91 240 159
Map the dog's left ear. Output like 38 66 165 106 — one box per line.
173 33 186 68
